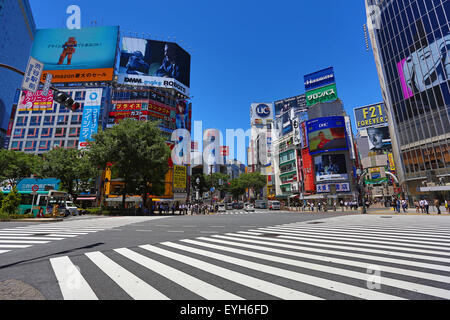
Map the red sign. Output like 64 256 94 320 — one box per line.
220 146 230 156
301 148 315 192
31 185 39 192
148 103 170 116
191 141 198 151
115 103 142 111
18 90 54 111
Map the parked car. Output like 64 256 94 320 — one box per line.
233 202 244 209
244 203 255 212
225 203 234 210
217 204 226 212
269 201 281 210
255 200 267 209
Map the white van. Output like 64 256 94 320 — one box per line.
269 201 281 210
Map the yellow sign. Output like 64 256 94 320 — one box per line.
354 103 388 129
173 165 187 189
388 153 396 171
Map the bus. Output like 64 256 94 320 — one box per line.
0 189 79 217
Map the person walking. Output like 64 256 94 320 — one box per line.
445 200 449 213
419 199 424 213
401 199 407 213
414 200 419 213
434 198 441 214
424 199 429 214
396 198 401 213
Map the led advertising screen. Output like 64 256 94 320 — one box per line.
354 103 388 130
304 67 335 92
119 37 191 88
314 154 348 182
306 116 347 155
274 94 306 118
30 26 119 83
367 125 391 150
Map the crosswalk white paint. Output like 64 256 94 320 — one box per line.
47 215 450 300
0 216 169 255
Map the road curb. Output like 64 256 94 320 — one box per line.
1 218 63 223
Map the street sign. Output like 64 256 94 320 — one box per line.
42 73 53 96
31 191 37 196
31 185 39 192
22 57 44 93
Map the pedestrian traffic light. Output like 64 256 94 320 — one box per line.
53 90 80 111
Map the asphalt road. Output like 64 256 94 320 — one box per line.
1 209 449 301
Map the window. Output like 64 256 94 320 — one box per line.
45 104 57 113
43 116 55 125
57 115 68 125
67 140 78 148
30 116 41 126
27 128 39 138
38 140 50 151
59 104 69 113
11 141 23 150
13 128 25 138
41 128 53 138
16 116 27 126
74 91 86 101
69 127 79 137
53 140 65 148
55 128 66 137
71 114 82 124
24 141 36 151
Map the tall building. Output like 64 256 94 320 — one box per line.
0 0 36 148
365 0 450 201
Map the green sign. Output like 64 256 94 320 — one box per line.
306 83 338 106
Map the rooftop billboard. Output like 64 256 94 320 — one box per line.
31 26 119 83
354 102 388 130
304 67 335 92
306 116 347 155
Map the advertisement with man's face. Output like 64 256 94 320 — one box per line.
30 26 119 82
367 125 391 150
314 154 348 182
307 116 347 155
119 37 191 88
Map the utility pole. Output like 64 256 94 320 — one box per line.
210 164 214 207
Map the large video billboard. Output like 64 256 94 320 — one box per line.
274 95 306 118
367 125 391 150
119 37 191 88
314 154 348 182
304 67 335 92
354 103 388 130
31 26 119 83
306 116 347 155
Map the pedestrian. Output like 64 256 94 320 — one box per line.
37 207 44 218
333 201 337 211
434 198 441 214
401 199 407 213
424 199 429 214
396 198 401 213
445 200 449 213
414 200 419 213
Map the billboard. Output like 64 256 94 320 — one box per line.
117 74 189 96
354 103 387 130
301 148 315 192
251 103 273 125
304 67 335 92
119 37 191 88
314 154 348 182
397 33 450 100
31 26 119 83
367 125 391 150
17 89 54 111
306 116 347 155
306 83 338 106
173 165 187 189
274 95 306 118
316 182 350 193
78 89 103 149
176 101 191 132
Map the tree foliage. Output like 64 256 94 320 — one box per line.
0 150 41 187
87 119 171 209
1 186 21 215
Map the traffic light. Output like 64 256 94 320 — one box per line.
53 90 80 111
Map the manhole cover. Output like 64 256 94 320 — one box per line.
33 233 50 236
307 221 325 224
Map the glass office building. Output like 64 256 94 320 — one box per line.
0 0 36 148
365 0 450 200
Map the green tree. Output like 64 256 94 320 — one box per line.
228 178 246 200
204 173 229 191
1 186 21 215
38 148 96 199
0 150 41 187
239 172 267 200
87 119 171 210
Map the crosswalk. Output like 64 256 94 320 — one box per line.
0 216 168 255
215 210 268 215
49 215 450 300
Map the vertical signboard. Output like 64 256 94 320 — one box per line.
22 57 44 93
173 165 187 189
78 88 102 149
301 148 315 192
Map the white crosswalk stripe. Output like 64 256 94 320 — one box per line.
215 211 268 215
47 215 450 300
0 216 169 254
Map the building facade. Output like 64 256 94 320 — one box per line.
0 0 36 148
365 0 450 201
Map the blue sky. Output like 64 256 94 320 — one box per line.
29 0 382 162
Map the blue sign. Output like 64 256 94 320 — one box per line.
306 116 348 155
255 104 271 118
16 178 60 192
304 67 335 92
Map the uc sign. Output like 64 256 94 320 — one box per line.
255 104 271 118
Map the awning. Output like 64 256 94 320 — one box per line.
106 196 142 202
76 197 96 200
301 194 326 200
419 186 450 192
